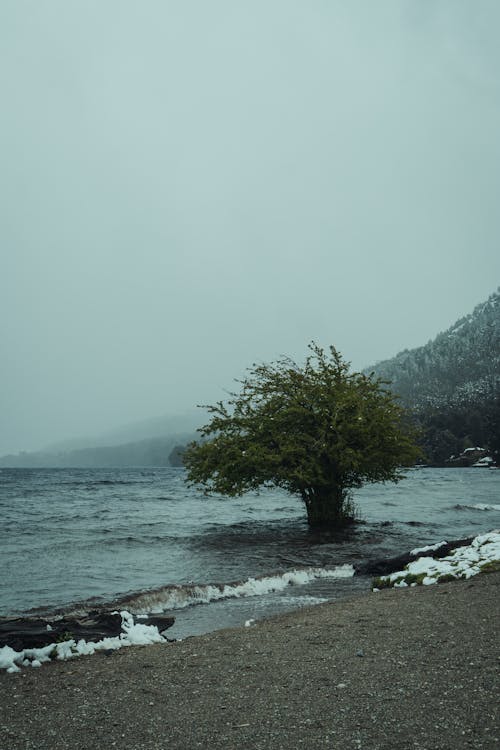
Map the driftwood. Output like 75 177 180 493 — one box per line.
143 614 176 634
356 537 474 576
0 610 174 651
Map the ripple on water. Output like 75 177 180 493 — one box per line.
1 466 499 618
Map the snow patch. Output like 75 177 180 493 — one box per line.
0 611 165 673
472 457 494 467
410 541 447 556
373 530 500 590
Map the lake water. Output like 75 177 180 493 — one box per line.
1 467 499 638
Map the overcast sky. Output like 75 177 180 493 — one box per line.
1 1 499 454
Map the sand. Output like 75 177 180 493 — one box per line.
1 571 499 750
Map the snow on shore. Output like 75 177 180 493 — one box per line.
373 530 500 590
2 534 498 673
0 611 165 674
0 567 354 673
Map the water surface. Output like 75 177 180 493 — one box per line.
1 467 498 637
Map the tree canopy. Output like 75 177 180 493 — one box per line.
184 344 421 527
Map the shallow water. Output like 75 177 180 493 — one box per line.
1 467 498 637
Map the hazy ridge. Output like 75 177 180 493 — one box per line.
0 413 202 468
0 435 196 469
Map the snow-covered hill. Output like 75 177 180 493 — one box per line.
367 288 500 411
366 289 500 464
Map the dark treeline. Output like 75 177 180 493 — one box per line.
415 397 500 465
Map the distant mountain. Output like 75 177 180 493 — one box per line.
89 411 205 446
0 412 205 468
44 411 204 453
0 434 196 468
366 289 500 464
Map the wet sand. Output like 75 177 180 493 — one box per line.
1 572 499 750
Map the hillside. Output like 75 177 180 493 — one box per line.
0 411 204 468
0 434 196 468
43 411 204 453
367 289 500 409
367 289 500 464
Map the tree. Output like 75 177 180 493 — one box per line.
184 344 421 528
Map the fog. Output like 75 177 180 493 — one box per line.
1 1 499 454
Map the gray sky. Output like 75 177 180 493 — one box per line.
1 0 500 454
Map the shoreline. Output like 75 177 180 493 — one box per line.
2 530 497 652
2 571 499 749
3 465 499 620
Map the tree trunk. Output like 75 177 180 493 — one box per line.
302 486 353 528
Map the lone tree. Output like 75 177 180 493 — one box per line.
184 344 420 528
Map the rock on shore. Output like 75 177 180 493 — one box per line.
0 611 175 652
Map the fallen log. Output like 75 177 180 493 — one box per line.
145 614 176 634
356 537 474 576
0 610 174 651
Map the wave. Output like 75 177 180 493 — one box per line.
115 565 355 614
453 503 500 512
92 479 138 485
65 480 143 491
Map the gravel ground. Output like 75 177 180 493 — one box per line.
1 572 499 750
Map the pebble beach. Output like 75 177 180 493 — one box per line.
1 571 498 750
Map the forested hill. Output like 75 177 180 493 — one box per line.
366 289 500 464
0 435 194 468
366 289 500 409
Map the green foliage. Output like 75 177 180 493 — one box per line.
479 560 500 574
437 573 457 583
372 576 393 590
402 572 427 586
373 572 435 589
373 572 427 589
184 344 421 527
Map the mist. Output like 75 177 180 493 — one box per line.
1 1 500 454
